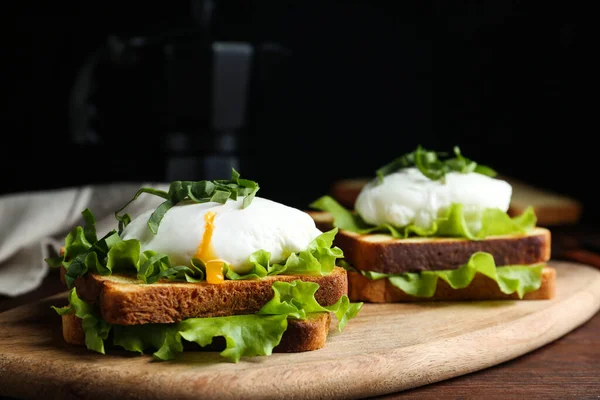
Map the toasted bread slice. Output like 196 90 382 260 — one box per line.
330 178 369 209
308 210 339 232
307 211 551 274
347 266 556 302
61 312 332 353
505 176 583 226
60 266 347 325
335 227 551 274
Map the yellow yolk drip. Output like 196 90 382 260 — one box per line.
194 211 226 284
205 259 226 284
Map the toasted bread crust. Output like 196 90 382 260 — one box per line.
61 312 331 353
330 178 368 209
64 267 347 325
504 177 582 226
337 228 551 274
62 313 86 345
271 312 331 352
306 210 338 232
306 212 551 274
347 266 556 302
508 204 582 227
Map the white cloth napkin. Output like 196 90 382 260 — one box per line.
0 182 169 297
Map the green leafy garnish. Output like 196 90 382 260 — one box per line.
376 145 497 182
357 252 544 299
51 288 111 353
45 209 204 288
258 280 363 332
55 281 363 363
224 228 343 279
47 208 344 288
114 168 259 235
310 196 536 240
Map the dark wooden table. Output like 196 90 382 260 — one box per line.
1 227 599 400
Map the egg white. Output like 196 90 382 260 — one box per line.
120 196 323 273
354 167 512 233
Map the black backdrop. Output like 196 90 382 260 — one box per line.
2 1 592 221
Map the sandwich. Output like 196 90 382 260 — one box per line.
308 145 555 302
46 169 362 363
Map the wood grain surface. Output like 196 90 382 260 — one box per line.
384 312 600 399
0 261 599 400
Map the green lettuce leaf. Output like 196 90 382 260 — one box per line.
177 314 289 362
48 213 201 289
360 252 544 299
51 289 111 353
258 280 363 331
224 228 344 280
310 195 536 240
53 280 362 363
112 323 184 361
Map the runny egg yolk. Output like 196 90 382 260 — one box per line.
194 211 226 284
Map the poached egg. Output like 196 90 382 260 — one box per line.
121 196 322 279
354 167 512 233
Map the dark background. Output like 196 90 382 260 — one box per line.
2 2 591 220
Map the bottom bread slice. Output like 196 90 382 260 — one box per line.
61 312 332 354
348 266 556 302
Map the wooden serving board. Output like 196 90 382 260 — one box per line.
1 261 599 400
